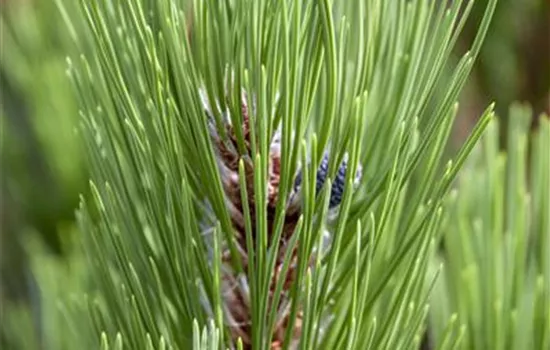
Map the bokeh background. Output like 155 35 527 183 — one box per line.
0 0 549 347
452 0 549 145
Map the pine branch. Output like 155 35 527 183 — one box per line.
53 0 500 349
430 105 550 350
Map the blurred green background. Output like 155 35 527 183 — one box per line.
452 0 549 145
0 0 548 348
1 2 86 344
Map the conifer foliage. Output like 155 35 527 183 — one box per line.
61 0 499 349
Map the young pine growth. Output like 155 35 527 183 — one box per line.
59 0 497 349
201 87 362 348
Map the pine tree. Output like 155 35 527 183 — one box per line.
18 1 550 350
60 0 500 348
